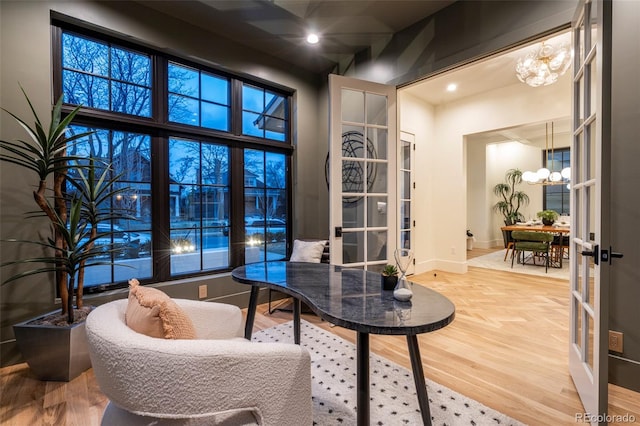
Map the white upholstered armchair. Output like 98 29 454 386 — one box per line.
86 299 312 425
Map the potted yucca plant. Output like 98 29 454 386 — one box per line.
1 87 130 381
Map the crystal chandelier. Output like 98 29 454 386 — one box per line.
522 122 570 186
515 42 573 87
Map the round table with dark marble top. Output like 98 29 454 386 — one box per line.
232 261 455 426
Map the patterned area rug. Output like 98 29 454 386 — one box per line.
468 249 569 279
253 320 526 426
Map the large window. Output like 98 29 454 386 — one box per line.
55 25 292 292
543 147 570 215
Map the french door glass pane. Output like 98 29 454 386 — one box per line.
341 89 364 123
366 93 387 125
343 197 364 228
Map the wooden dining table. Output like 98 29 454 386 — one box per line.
501 223 570 234
501 223 570 267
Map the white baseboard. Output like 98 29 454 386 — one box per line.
414 258 467 275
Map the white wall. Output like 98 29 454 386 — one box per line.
398 92 436 273
400 76 571 274
484 142 542 245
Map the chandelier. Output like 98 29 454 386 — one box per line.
515 42 572 87
522 122 570 186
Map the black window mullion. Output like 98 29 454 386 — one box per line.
229 146 245 267
231 79 243 136
152 133 171 281
155 56 168 124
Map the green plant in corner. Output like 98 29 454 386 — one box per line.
0 87 130 324
493 168 530 225
537 209 559 225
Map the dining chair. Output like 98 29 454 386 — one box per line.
511 230 554 272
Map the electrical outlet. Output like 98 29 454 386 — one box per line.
198 284 207 299
608 330 623 352
450 247 456 255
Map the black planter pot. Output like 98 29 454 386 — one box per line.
13 312 92 382
381 275 398 291
542 218 555 226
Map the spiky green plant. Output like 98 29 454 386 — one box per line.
1 87 130 323
492 168 530 225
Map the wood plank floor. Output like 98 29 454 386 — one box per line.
2 248 639 425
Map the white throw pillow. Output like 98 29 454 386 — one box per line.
289 239 327 263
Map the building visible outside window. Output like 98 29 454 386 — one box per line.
56 26 292 292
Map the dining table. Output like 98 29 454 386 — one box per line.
501 223 570 267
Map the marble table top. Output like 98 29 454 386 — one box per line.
232 261 455 336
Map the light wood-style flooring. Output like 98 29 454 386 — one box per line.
2 247 639 425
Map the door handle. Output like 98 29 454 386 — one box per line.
609 247 624 265
581 244 599 265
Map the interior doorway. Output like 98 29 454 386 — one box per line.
398 29 571 276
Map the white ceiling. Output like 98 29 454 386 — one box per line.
402 30 573 144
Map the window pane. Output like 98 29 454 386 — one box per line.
265 152 285 188
62 33 108 75
168 63 199 96
243 85 264 112
169 94 199 125
242 111 263 137
111 82 151 117
202 73 228 104
265 119 285 141
111 47 151 85
170 139 200 184
202 102 229 131
63 71 110 109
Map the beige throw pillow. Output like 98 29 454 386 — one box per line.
125 279 196 339
289 239 327 263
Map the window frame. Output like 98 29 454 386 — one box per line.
542 147 570 215
51 19 294 292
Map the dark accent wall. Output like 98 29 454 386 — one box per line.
0 0 323 367
347 0 575 86
608 0 640 393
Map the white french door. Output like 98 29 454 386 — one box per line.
328 74 397 269
569 0 612 423
399 131 415 276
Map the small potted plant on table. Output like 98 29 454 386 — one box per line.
537 210 559 226
381 264 399 291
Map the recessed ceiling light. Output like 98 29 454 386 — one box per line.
306 33 319 44
446 83 457 92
